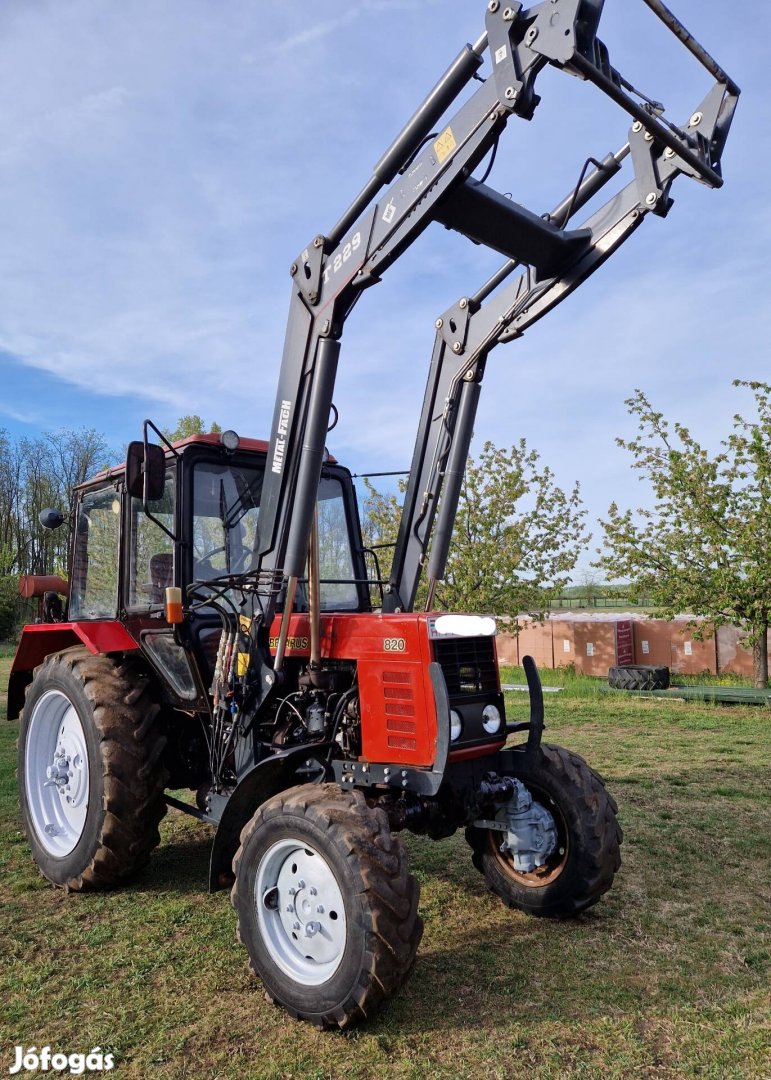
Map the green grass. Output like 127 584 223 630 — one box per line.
1 655 770 1079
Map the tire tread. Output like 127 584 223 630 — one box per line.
231 783 422 1029
19 646 167 891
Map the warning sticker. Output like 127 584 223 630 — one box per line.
495 45 508 65
434 127 457 164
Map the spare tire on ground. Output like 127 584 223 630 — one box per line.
608 664 670 691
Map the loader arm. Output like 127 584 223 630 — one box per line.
384 75 737 612
251 0 738 668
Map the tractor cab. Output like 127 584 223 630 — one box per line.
67 430 370 628
8 430 372 720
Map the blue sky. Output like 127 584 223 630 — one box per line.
0 0 767 573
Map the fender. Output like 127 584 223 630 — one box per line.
208 744 331 892
7 622 140 721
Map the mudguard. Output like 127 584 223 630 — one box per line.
208 744 330 891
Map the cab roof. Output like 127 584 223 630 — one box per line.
76 431 336 490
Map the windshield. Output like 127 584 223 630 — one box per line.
191 462 360 610
192 461 262 579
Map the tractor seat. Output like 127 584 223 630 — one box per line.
149 553 173 604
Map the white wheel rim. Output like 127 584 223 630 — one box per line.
24 690 90 858
255 838 348 986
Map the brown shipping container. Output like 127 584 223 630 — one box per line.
516 619 554 669
495 632 519 667
716 624 771 678
550 620 575 669
669 620 717 675
572 621 620 676
632 621 671 667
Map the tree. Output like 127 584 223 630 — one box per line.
0 426 109 580
363 440 588 616
597 382 771 688
163 415 221 441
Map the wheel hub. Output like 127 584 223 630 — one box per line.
255 839 347 986
24 690 90 857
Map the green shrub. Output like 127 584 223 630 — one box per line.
0 575 18 642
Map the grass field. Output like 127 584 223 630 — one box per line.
1 653 769 1079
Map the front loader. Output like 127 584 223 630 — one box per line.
9 0 737 1028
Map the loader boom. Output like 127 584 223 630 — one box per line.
249 0 737 676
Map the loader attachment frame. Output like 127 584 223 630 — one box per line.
240 0 737 685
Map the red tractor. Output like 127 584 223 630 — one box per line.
8 0 736 1028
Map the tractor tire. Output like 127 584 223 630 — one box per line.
18 647 167 891
465 744 622 918
231 783 422 1029
608 664 670 691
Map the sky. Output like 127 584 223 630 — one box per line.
0 0 768 576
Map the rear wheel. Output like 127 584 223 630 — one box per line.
466 744 622 917
231 783 422 1028
18 647 167 890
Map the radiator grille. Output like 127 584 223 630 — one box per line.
382 667 417 751
432 637 498 697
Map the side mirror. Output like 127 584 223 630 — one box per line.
127 441 166 502
39 508 65 531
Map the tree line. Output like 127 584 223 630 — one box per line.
0 428 111 637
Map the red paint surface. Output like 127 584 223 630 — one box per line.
268 612 440 767
11 621 140 675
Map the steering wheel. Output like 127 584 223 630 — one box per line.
194 543 251 579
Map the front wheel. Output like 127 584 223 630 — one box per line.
466 744 622 918
231 784 422 1028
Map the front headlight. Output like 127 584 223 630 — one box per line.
450 710 463 742
482 704 502 735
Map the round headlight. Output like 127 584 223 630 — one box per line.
220 429 240 452
482 704 502 735
450 710 463 742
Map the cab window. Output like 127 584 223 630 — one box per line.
69 487 121 619
192 461 262 579
317 476 359 610
128 473 176 607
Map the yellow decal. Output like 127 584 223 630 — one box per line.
434 127 457 164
